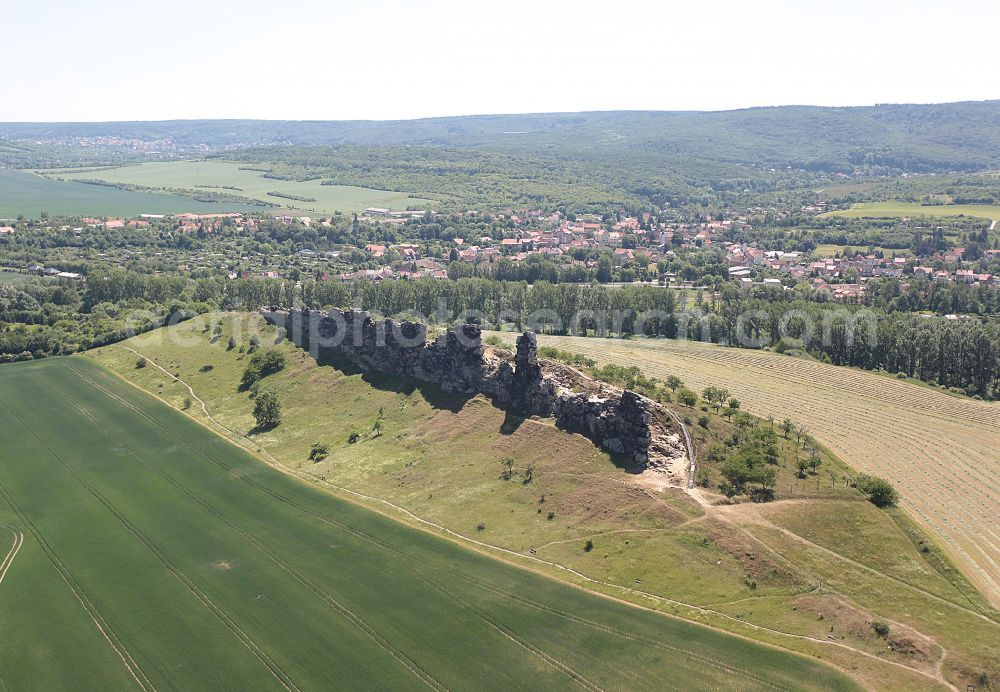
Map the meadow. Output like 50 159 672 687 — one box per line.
0 169 264 218
502 334 1000 615
811 244 906 259
822 201 1000 222
0 356 859 691
0 271 36 285
41 160 438 215
88 314 1000 690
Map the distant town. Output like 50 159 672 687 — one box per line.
6 203 996 307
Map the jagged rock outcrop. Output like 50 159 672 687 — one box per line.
260 307 687 473
274 307 484 394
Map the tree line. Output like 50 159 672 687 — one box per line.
5 271 996 399
198 276 999 399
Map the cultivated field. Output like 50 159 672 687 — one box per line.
41 160 438 215
822 201 1000 222
0 169 263 218
514 335 1000 611
0 357 855 690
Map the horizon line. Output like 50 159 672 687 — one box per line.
3 98 1000 126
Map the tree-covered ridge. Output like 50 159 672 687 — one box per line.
5 101 1000 174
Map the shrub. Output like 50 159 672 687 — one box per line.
538 346 596 368
240 350 286 390
309 442 330 462
872 621 890 638
698 415 710 429
584 540 594 552
499 457 515 481
696 468 712 488
706 443 727 463
591 363 650 389
135 358 147 369
855 474 899 508
676 387 698 407
797 458 809 478
718 481 739 498
251 385 281 430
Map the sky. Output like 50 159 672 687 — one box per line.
5 0 999 122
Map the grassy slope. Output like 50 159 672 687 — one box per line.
0 356 858 691
515 334 1000 603
0 169 264 218
43 160 437 215
486 332 1000 686
87 313 1000 690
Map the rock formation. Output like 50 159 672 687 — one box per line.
260 307 688 475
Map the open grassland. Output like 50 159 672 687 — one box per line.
0 271 36 285
41 160 438 215
811 244 907 259
821 201 1000 222
0 357 859 691
0 169 264 218
504 335 1000 612
87 314 1000 690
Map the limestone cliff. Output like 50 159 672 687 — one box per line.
260 307 688 476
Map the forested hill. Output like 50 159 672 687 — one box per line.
3 101 1000 173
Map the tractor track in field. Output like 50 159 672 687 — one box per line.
49 370 449 692
0 485 156 692
432 567 785 691
8 400 301 692
101 348 965 690
73 362 683 691
0 524 24 586
419 576 606 692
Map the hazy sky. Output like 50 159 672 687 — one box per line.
6 0 999 122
